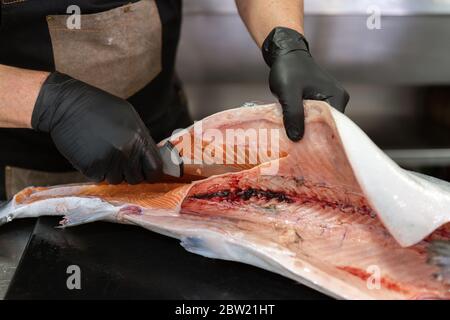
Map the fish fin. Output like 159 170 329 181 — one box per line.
180 236 221 259
58 209 117 228
50 198 121 228
179 235 293 278
427 240 450 285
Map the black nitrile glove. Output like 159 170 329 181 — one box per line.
262 27 349 141
32 72 163 184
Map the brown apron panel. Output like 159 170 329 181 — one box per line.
5 166 88 200
46 0 162 99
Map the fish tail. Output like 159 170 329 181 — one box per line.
427 240 450 285
2 196 121 228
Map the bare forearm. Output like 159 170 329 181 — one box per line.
0 64 49 128
236 0 304 48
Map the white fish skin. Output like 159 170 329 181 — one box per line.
332 108 450 246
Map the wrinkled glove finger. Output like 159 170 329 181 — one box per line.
105 153 124 185
124 143 145 185
84 161 107 183
142 142 163 182
277 88 305 141
325 87 350 112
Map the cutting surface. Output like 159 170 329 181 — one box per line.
0 218 35 299
6 217 329 299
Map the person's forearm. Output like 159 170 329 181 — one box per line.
0 64 49 128
236 0 304 48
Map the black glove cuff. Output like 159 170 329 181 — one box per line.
31 71 76 132
262 27 310 67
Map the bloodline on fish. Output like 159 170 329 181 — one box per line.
189 187 374 217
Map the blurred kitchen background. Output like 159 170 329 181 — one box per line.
176 0 450 181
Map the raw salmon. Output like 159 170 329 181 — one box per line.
1 101 450 299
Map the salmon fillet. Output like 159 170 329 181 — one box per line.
2 101 450 299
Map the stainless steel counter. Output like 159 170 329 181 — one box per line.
183 0 450 15
177 9 450 85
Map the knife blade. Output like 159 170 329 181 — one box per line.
158 141 183 178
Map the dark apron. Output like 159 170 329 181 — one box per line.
0 0 192 199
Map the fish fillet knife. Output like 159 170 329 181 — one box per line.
158 141 183 178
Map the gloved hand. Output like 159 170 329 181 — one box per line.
262 27 349 141
32 71 163 184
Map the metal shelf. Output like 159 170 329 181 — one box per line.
183 0 450 16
